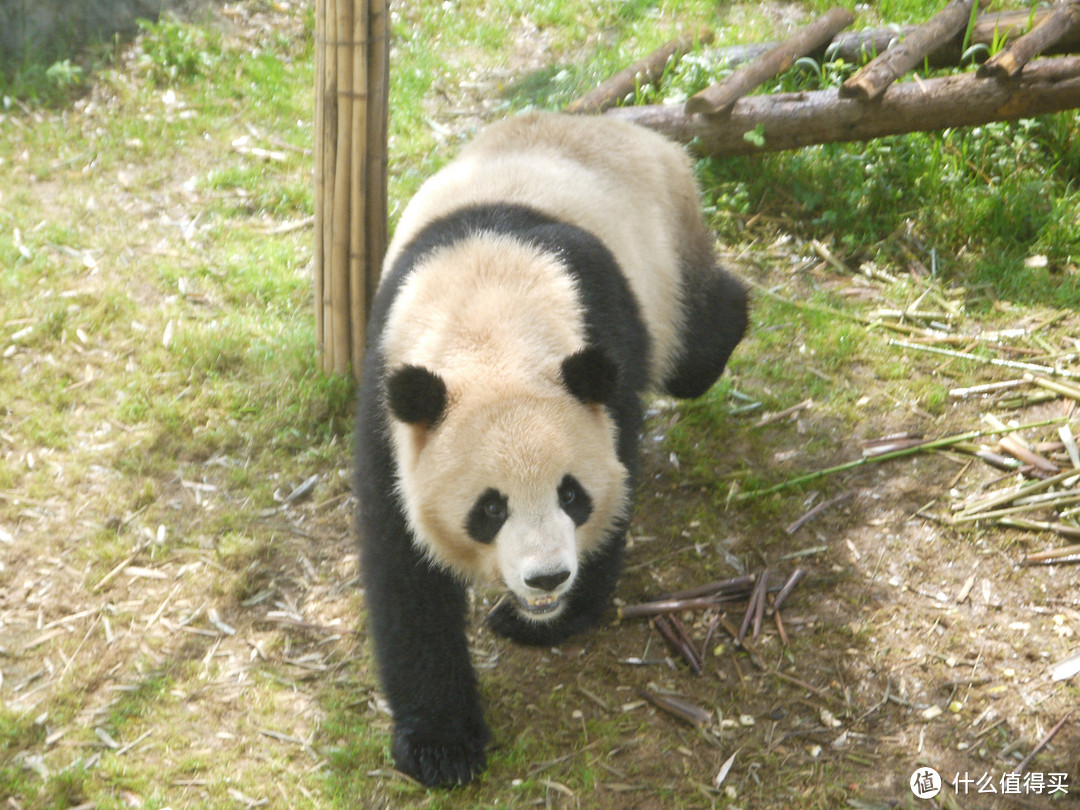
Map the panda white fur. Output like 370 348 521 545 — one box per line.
355 112 747 786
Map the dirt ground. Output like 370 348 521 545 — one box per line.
2 2 1078 809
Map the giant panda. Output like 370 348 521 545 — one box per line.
355 111 747 787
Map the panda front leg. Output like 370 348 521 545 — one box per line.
361 502 490 786
486 529 626 647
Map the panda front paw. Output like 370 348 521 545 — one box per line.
392 723 488 787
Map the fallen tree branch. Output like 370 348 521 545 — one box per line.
841 0 987 100
979 1 1080 78
566 27 713 114
685 7 853 115
702 7 1080 74
605 56 1080 157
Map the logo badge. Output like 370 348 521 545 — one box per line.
910 767 942 799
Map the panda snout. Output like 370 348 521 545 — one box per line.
524 568 571 593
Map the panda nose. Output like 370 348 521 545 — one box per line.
524 569 571 592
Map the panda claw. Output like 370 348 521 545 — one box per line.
392 727 487 787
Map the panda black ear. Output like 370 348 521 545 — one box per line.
561 346 618 407
386 365 447 428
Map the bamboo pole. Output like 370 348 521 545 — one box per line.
313 0 389 378
366 0 389 329
348 0 367 377
331 0 354 377
313 0 327 369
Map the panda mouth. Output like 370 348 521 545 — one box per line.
514 592 564 616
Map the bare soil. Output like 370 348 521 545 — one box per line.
1 3 1078 809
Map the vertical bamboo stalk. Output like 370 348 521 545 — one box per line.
366 0 390 322
313 0 325 365
348 0 368 376
330 0 354 377
314 0 389 378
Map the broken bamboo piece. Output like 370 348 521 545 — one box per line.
979 1 1080 78
785 492 854 534
618 591 751 620
772 568 807 611
566 27 714 114
841 0 987 101
1011 710 1074 775
607 56 1080 157
634 687 713 728
684 7 853 116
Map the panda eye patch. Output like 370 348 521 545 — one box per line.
466 488 508 544
558 475 592 527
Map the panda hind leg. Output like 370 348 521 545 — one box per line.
486 531 626 646
663 259 748 400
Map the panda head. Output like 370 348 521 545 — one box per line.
385 346 627 620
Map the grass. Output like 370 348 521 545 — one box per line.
2 1 1079 808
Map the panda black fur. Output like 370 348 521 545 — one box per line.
355 112 747 787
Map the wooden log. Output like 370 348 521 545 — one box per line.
605 56 1080 157
693 7 1080 76
841 0 988 101
565 27 713 114
979 1 1080 78
685 7 854 116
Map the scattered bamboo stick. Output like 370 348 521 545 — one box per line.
841 0 987 101
653 615 703 674
959 467 1080 517
566 27 714 114
979 1 1080 78
773 610 789 646
685 7 854 116
653 574 757 602
754 398 813 428
889 338 1080 379
738 569 770 643
1018 538 1080 565
634 687 713 728
735 417 1069 501
953 496 1080 523
619 592 750 620
670 614 704 674
772 568 808 611
999 435 1059 474
785 492 855 534
1031 375 1080 401
1011 709 1074 775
